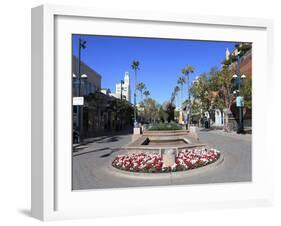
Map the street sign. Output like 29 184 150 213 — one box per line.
236 96 244 107
73 96 84 106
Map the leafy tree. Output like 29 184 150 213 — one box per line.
158 106 168 122
235 42 252 56
162 101 176 122
240 78 252 109
142 98 159 123
214 66 235 110
190 66 239 131
189 73 211 112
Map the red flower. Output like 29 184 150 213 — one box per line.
146 164 152 169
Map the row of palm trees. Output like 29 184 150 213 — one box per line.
132 60 195 126
137 82 150 101
170 64 195 110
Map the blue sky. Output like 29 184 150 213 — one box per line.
72 35 235 104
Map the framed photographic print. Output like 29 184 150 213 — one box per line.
31 4 274 221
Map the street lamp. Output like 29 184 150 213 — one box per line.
118 80 125 130
76 38 86 143
120 80 124 101
232 52 246 134
81 74 88 79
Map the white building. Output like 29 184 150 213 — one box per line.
226 48 230 60
100 88 111 95
114 72 131 102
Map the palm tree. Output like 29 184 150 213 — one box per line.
131 60 140 125
181 64 195 100
137 82 146 101
181 64 195 128
174 85 180 107
170 91 176 104
177 76 186 107
143 90 150 99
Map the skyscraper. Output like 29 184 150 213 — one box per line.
115 72 131 102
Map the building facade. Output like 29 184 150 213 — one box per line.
72 55 101 96
72 57 133 141
225 44 252 132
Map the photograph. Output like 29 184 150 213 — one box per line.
71 34 252 190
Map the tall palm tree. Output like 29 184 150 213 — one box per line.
177 76 186 107
181 64 195 128
174 85 180 107
137 82 146 101
143 90 150 99
170 91 176 104
181 64 195 100
131 60 140 125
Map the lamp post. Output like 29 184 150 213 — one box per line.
76 38 86 143
120 80 124 101
120 80 124 130
232 53 246 134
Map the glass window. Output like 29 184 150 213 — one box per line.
88 82 91 94
84 81 87 95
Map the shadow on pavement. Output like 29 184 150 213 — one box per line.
75 128 133 147
99 149 120 158
97 136 121 143
73 147 110 157
199 128 216 132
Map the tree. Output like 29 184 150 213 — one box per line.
190 67 236 131
142 98 158 123
143 90 150 99
170 91 176 105
158 106 168 122
240 78 252 109
137 82 146 101
181 64 195 127
213 66 235 110
171 86 180 107
189 73 212 113
162 101 176 122
131 60 140 124
181 64 195 100
177 76 186 106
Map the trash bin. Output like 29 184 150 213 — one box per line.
204 120 208 128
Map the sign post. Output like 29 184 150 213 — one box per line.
73 96 84 106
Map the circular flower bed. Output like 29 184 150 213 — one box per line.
112 148 220 173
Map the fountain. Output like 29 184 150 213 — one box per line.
110 127 222 173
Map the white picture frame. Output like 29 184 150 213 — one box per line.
31 4 274 221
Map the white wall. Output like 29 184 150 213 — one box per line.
0 0 280 225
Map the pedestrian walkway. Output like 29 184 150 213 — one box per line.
197 128 252 142
72 128 251 190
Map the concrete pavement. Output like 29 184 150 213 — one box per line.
72 128 251 190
